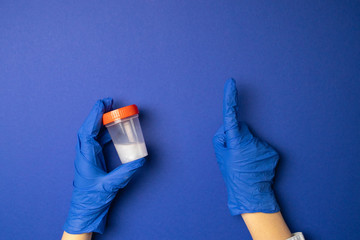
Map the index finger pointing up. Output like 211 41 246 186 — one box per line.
223 78 241 148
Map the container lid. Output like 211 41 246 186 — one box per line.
103 104 139 125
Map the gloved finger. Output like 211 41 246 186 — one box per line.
74 153 107 188
223 78 241 148
75 138 107 174
78 98 113 139
98 127 112 147
76 98 113 169
213 125 225 149
103 158 145 192
238 122 254 144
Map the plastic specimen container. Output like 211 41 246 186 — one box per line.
103 104 148 164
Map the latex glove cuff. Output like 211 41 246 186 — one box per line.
64 189 116 234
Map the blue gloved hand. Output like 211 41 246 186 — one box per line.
213 79 280 215
64 98 145 234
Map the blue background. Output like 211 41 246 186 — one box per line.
1 1 359 239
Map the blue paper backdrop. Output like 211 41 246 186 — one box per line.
1 1 359 239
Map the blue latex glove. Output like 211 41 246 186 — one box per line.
213 79 280 215
64 98 145 234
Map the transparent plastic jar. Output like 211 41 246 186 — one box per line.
103 104 148 164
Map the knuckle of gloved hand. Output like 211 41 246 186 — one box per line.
102 182 119 193
119 176 132 188
269 153 279 168
267 145 279 157
213 135 225 146
79 134 100 146
270 148 279 158
77 130 94 141
77 126 90 138
239 136 254 148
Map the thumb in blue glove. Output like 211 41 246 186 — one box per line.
213 79 280 215
64 98 145 234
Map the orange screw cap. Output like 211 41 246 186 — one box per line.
103 104 139 125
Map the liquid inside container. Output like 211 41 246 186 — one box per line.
103 105 148 164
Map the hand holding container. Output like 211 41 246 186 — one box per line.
103 104 148 164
